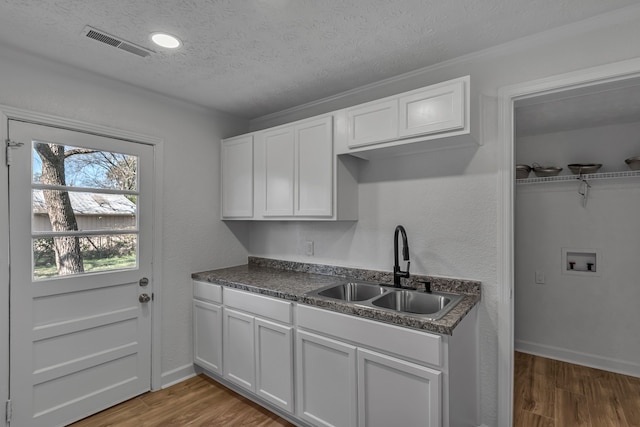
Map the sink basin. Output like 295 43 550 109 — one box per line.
305 281 463 320
315 282 387 302
371 290 463 319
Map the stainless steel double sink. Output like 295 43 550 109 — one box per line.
304 281 463 320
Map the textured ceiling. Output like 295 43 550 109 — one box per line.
0 0 639 119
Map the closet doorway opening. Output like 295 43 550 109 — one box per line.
497 58 640 427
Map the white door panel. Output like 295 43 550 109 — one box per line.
8 120 153 427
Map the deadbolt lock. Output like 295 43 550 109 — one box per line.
139 277 149 287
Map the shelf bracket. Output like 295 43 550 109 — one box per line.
577 175 591 207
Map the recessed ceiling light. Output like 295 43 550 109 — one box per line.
151 32 181 49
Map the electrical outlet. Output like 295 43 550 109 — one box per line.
305 240 314 256
535 271 545 284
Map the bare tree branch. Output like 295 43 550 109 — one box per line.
64 148 98 158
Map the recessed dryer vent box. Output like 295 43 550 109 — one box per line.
562 248 601 276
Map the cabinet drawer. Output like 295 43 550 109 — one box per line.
297 305 442 367
193 280 222 304
224 288 292 324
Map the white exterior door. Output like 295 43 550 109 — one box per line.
8 120 154 427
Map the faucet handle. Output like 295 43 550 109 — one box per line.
419 281 432 293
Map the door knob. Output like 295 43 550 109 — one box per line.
139 293 151 303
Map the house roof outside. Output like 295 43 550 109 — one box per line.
32 190 136 216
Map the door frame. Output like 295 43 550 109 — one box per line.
496 57 640 426
0 105 164 423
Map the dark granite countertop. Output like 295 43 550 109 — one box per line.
192 257 481 335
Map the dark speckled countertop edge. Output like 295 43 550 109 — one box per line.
192 257 482 335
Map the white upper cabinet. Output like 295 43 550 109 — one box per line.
398 80 464 138
220 113 357 221
263 127 295 216
295 116 333 217
261 116 333 218
346 98 398 148
221 135 253 218
337 75 476 159
250 114 357 221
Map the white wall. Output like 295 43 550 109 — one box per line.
247 7 640 426
515 122 640 376
0 42 250 403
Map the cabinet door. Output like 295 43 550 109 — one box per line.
193 300 223 375
263 126 295 216
296 330 357 427
223 308 255 391
346 99 398 148
221 135 253 218
398 80 465 138
295 116 333 216
255 318 294 413
357 348 441 427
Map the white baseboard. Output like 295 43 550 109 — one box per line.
515 340 640 378
161 363 197 388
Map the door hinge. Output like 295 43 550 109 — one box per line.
5 139 24 166
5 399 12 424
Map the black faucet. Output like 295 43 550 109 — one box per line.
393 225 410 287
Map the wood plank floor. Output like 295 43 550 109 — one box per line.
68 353 640 426
514 351 640 427
69 375 295 427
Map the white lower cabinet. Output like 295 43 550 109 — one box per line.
221 289 295 414
255 318 294 413
193 281 223 375
194 286 477 427
295 328 442 427
193 300 223 375
223 308 255 390
357 348 441 427
296 304 478 427
296 330 357 427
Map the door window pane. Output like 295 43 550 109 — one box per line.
33 234 137 280
32 190 137 232
32 142 138 191
31 140 140 279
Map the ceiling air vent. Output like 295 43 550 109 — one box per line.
81 26 154 58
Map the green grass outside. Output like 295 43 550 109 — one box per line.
34 254 137 279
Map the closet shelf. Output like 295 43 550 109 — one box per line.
516 170 640 185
